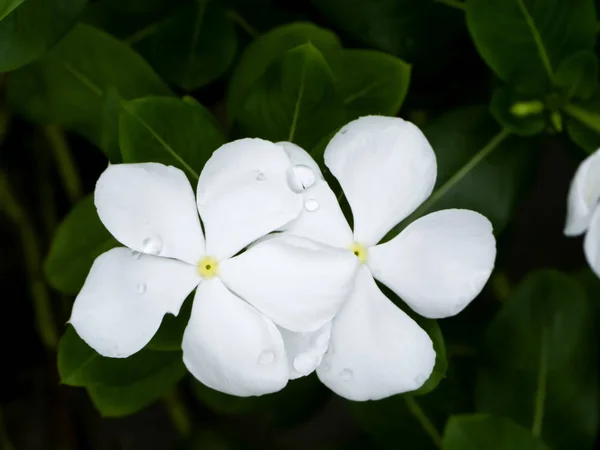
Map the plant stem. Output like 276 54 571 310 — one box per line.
163 389 192 438
437 0 466 11
404 396 443 449
0 174 58 350
43 125 83 204
227 10 259 39
532 330 548 437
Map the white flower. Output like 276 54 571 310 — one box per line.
278 116 497 401
564 147 600 275
69 139 358 397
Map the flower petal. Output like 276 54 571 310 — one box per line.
565 148 600 236
70 248 200 358
95 163 205 265
279 322 331 380
584 205 600 277
317 266 435 401
219 234 359 333
324 116 437 246
278 142 354 248
182 278 288 397
369 209 495 319
197 138 303 259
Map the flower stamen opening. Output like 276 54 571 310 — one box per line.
198 256 219 279
349 243 368 264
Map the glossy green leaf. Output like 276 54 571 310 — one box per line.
8 24 171 152
490 87 546 136
467 0 596 94
0 0 86 72
476 270 599 450
443 414 549 450
119 96 226 180
556 51 599 100
100 87 123 163
58 327 186 417
311 0 462 64
44 195 118 294
130 0 237 91
565 96 600 153
238 42 343 149
228 22 341 122
333 49 410 121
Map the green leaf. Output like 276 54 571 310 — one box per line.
311 0 463 64
466 0 596 94
100 87 123 163
130 0 237 91
237 42 343 149
565 96 600 153
58 327 186 417
476 270 599 450
0 0 86 72
228 22 341 123
333 49 411 120
8 24 172 152
44 195 118 294
443 414 549 450
556 51 599 100
490 87 546 136
119 96 226 180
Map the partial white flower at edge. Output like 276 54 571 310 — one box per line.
69 139 359 397
565 147 600 275
277 116 497 401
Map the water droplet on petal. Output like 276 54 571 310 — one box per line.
320 362 331 373
304 198 319 212
293 353 318 375
131 250 142 260
258 350 275 364
142 236 162 255
340 128 348 135
255 171 266 181
339 369 353 381
136 283 146 294
287 164 316 192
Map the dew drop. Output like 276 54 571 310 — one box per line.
288 164 316 192
142 236 163 255
131 250 142 260
304 198 319 212
255 171 266 181
258 350 275 364
293 353 318 374
136 283 147 294
339 369 353 381
320 363 331 373
340 128 348 135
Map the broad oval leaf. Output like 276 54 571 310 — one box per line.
8 24 172 152
443 414 549 450
0 0 86 72
119 96 226 181
44 195 118 294
467 0 596 94
555 51 599 101
564 95 600 153
476 270 599 450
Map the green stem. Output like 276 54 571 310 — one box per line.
437 0 466 10
123 22 162 46
0 174 58 350
564 103 600 134
532 330 548 437
43 125 83 204
226 10 259 39
404 396 443 449
163 389 192 438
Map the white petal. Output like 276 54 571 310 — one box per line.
584 205 600 277
324 116 437 246
368 209 496 319
317 266 435 401
182 278 288 397
565 148 600 236
219 234 359 333
279 322 332 380
70 248 200 358
197 138 303 259
95 163 205 265
278 142 354 248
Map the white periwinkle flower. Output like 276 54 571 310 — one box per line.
564 147 600 275
278 116 497 401
69 139 358 397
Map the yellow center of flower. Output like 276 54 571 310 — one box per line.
198 256 219 278
349 242 368 264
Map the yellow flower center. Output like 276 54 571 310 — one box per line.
349 242 368 264
198 256 219 279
